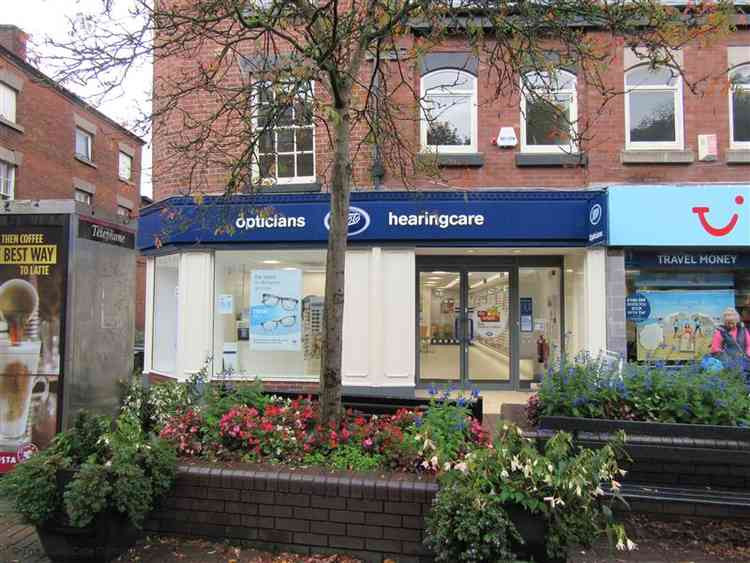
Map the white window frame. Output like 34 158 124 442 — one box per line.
74 189 92 205
0 83 17 124
420 69 478 154
117 205 130 217
0 160 15 200
252 81 316 186
729 63 750 150
624 64 684 151
118 151 133 181
75 127 93 161
520 70 578 154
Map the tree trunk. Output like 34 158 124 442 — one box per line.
320 103 352 426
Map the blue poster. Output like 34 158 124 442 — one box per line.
250 269 302 351
634 289 734 361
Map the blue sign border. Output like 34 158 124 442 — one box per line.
137 190 607 251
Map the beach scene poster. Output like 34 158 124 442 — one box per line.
634 289 735 361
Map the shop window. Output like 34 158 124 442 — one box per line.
0 160 15 200
214 249 325 379
153 254 179 374
255 82 315 184
625 65 683 150
625 266 750 363
730 64 750 148
74 189 92 205
0 82 17 123
75 127 93 161
520 70 578 153
420 69 478 153
118 151 133 181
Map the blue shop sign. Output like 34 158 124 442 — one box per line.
137 191 607 250
608 185 750 247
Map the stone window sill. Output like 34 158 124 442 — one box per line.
119 177 136 187
74 154 98 169
0 117 24 134
515 152 587 167
620 149 694 164
726 149 750 164
255 182 322 194
416 152 484 167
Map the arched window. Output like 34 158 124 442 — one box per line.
625 65 683 150
420 70 478 153
520 70 578 153
730 64 750 148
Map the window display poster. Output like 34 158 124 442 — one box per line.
634 289 734 361
475 308 505 337
520 297 533 332
250 269 302 351
217 294 234 315
0 223 67 473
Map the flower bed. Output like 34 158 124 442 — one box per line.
157 386 488 473
528 358 750 427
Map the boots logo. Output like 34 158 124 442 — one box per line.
324 206 370 237
692 195 744 237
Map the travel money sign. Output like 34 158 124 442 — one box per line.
137 191 606 250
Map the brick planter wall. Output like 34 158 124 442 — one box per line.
145 464 438 563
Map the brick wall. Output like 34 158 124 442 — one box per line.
0 26 27 60
152 27 750 200
0 47 144 216
146 464 438 563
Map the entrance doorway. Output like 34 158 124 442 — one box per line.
416 257 562 390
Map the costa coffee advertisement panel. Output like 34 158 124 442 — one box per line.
0 217 67 473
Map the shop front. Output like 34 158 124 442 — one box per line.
138 190 608 391
608 185 750 363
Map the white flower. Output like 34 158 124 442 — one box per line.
430 455 439 468
500 469 509 479
611 480 621 492
616 540 625 551
626 539 637 551
455 462 468 474
543 496 565 508
444 462 452 471
594 486 605 496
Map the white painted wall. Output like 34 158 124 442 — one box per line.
143 257 154 374
381 249 416 385
175 252 214 381
583 247 607 356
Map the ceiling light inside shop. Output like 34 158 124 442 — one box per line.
432 271 449 274
470 273 501 289
262 260 282 264
565 269 574 273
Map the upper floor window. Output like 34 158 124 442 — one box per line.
520 70 578 153
0 83 16 123
255 82 315 185
421 70 478 153
119 151 133 181
75 127 93 161
117 205 130 217
74 189 92 205
0 160 15 200
625 65 683 150
730 64 750 149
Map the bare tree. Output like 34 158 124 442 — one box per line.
46 0 736 423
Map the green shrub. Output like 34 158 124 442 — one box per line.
0 410 176 529
534 358 750 426
425 424 633 562
328 445 384 471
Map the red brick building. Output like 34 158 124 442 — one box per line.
0 24 147 331
142 15 750 390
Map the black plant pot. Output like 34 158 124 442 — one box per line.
35 469 139 562
506 505 566 563
37 510 139 563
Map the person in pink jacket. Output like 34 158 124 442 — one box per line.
710 308 750 362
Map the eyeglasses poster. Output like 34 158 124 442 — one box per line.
250 269 302 351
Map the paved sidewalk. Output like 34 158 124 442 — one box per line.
0 499 48 562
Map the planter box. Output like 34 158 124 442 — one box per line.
538 416 750 491
145 463 564 563
36 469 139 562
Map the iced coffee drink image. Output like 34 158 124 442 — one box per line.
0 279 47 447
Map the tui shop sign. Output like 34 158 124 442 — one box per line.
626 251 750 269
138 191 607 250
